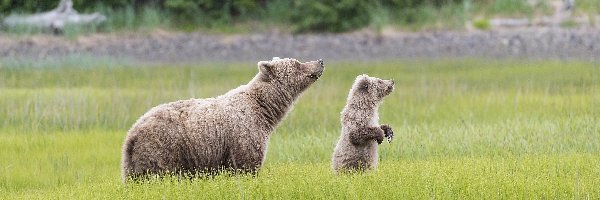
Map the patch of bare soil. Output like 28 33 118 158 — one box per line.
0 27 599 63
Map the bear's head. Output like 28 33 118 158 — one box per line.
350 74 395 105
257 57 325 93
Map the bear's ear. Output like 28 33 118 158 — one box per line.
258 60 274 79
356 76 369 91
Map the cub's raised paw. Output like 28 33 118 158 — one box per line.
375 131 384 144
380 124 394 143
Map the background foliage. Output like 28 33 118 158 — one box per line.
2 0 600 33
2 0 598 33
0 0 475 33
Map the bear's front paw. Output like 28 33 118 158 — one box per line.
375 133 384 144
380 124 394 143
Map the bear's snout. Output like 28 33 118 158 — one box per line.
387 80 395 91
312 59 325 79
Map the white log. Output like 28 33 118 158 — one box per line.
2 0 106 31
490 18 531 27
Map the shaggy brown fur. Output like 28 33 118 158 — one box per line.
332 74 395 173
121 57 324 181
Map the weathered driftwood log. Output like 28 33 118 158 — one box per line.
489 18 531 27
485 0 588 28
2 0 106 32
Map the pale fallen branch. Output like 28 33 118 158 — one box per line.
476 0 594 29
489 18 531 27
2 0 106 32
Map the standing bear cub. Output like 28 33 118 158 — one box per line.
332 74 395 173
121 57 324 181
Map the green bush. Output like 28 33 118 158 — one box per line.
380 0 464 8
0 0 57 13
487 0 533 16
289 0 371 33
0 0 548 33
473 19 490 30
163 0 263 26
0 0 478 33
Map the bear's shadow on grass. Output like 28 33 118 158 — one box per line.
125 167 260 184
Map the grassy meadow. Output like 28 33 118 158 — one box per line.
0 58 599 199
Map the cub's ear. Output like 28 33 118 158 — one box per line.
258 60 274 79
355 75 370 91
258 61 273 73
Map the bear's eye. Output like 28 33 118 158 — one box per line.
307 73 319 79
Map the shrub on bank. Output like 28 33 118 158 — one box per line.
3 0 535 33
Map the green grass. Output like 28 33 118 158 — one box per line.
0 58 599 198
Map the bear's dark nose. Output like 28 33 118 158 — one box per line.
318 59 324 67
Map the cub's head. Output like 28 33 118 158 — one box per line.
257 57 325 93
350 74 395 104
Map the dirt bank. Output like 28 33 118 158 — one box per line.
1 28 599 63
